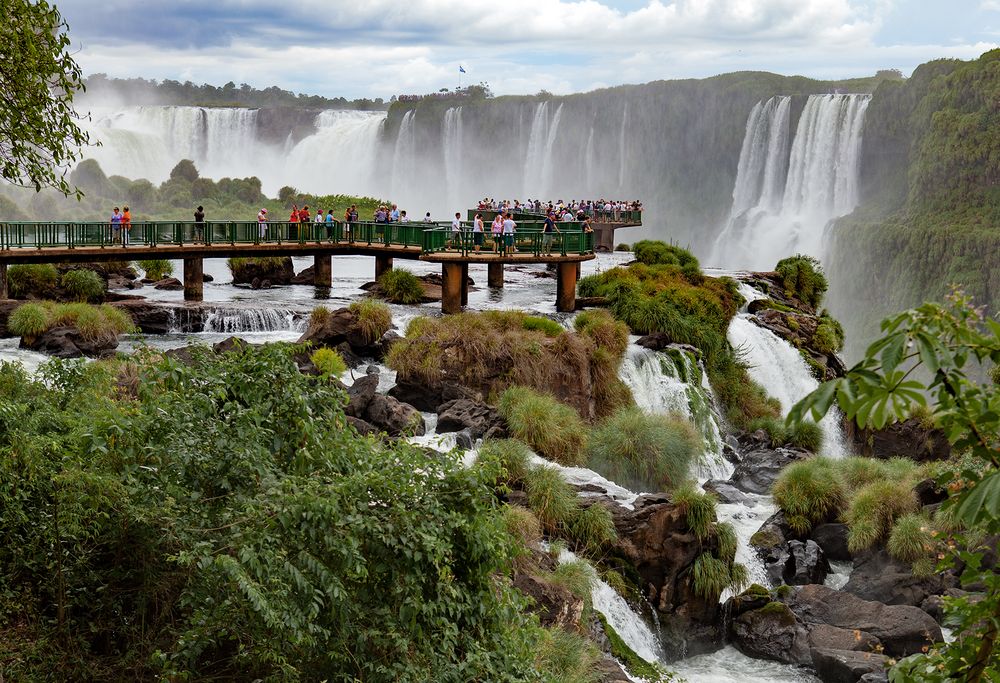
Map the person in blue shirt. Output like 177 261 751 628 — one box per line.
109 207 122 244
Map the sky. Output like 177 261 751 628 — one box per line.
57 0 1000 99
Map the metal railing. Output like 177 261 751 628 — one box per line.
468 209 642 224
423 223 594 257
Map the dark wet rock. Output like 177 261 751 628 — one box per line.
844 549 957 609
703 479 754 506
845 417 951 463
345 415 378 436
390 378 480 413
108 274 143 290
513 572 584 630
110 301 205 335
291 265 315 284
574 296 609 310
231 256 295 285
0 299 23 337
728 447 810 494
913 478 948 506
785 584 941 657
454 429 474 450
808 624 881 653
153 277 184 290
345 374 425 437
212 336 247 354
750 510 797 553
859 673 890 683
811 523 852 562
202 273 214 282
297 306 394 361
22 326 118 359
810 648 889 683
786 540 831 585
730 601 810 664
436 398 507 440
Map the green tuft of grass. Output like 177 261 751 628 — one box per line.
534 626 601 683
477 439 533 485
137 259 173 281
715 522 738 564
573 309 629 358
377 268 424 305
10 301 133 343
633 240 700 269
502 505 542 547
521 315 565 337
550 560 595 609
786 420 824 452
812 313 844 354
8 303 52 340
772 458 846 534
6 264 58 299
887 512 935 564
774 254 828 308
310 347 347 377
524 465 579 532
348 299 392 345
568 504 618 552
845 480 919 554
60 269 105 303
672 482 717 540
498 386 586 467
600 569 632 600
586 407 700 492
691 553 730 600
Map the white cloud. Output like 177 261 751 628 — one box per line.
982 0 1000 10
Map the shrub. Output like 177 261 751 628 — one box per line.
137 259 173 281
845 480 918 553
774 254 828 308
573 309 629 358
477 438 532 485
586 407 700 492
633 240 699 269
568 504 618 552
60 269 105 302
502 505 542 547
786 420 824 452
772 458 846 534
348 299 392 344
534 626 601 683
521 315 564 337
887 512 935 564
672 483 717 540
550 560 595 608
614 243 631 252
709 355 782 430
716 522 738 564
8 302 51 340
524 465 579 531
310 347 347 377
7 263 58 298
691 554 731 599
377 268 424 304
498 386 586 466
813 314 844 354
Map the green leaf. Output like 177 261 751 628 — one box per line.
953 470 1000 527
880 333 907 373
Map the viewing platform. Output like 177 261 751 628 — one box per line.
0 220 595 313
467 208 642 252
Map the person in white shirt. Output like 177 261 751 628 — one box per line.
390 204 400 222
257 208 268 239
472 212 484 252
400 210 410 223
502 213 516 255
450 212 462 249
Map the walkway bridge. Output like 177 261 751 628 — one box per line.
0 220 595 313
468 208 642 252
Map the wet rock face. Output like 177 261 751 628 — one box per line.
435 398 507 440
297 307 395 362
728 446 810 495
21 326 119 359
344 374 425 437
810 647 890 683
153 277 184 291
845 417 951 463
512 572 584 630
230 257 296 285
844 549 957 609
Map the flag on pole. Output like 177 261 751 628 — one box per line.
459 65 466 73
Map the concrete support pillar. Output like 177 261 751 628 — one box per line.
183 257 204 302
488 262 504 288
314 253 332 298
556 261 578 313
375 254 393 281
441 262 463 314
0 263 7 300
460 263 469 307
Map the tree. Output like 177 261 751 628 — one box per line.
790 291 1000 682
169 159 199 182
0 0 91 197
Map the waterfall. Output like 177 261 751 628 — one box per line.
619 345 729 479
201 307 306 334
390 110 416 197
522 102 563 197
710 94 869 270
727 315 847 457
283 110 385 197
584 124 596 189
442 107 464 210
618 103 629 190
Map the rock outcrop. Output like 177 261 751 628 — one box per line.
435 398 507 440
728 446 810 495
297 306 397 364
21 326 118 358
229 257 296 285
345 374 425 437
845 418 951 463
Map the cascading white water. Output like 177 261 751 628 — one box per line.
282 110 385 197
390 110 416 198
522 102 564 197
617 103 629 190
710 94 869 270
619 345 729 479
727 315 847 457
442 107 464 209
201 307 305 334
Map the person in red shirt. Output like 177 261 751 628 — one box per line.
288 204 299 240
298 205 310 240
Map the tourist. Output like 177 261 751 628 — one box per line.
450 212 462 250
121 206 132 246
424 212 432 222
325 208 335 239
399 210 410 223
110 207 122 244
194 205 205 242
502 212 516 255
473 212 484 252
289 204 299 240
300 205 311 227
542 211 560 255
257 208 268 239
390 204 400 222
491 213 503 253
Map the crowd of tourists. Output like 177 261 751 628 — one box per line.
476 197 641 222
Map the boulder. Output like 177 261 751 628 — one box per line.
702 479 753 506
786 540 831 585
297 306 393 361
808 624 882 652
436 398 507 440
844 549 956 609
728 447 810 494
202 273 214 283
153 277 184 291
810 648 889 683
750 510 797 553
730 601 811 664
512 572 584 630
390 378 480 413
845 417 951 463
22 326 118 358
109 301 205 335
230 256 296 285
785 584 941 657
811 523 852 562
345 415 378 436
345 374 425 437
291 265 315 285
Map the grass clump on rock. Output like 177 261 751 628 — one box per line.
844 480 919 554
477 438 532 485
8 301 134 343
347 299 392 344
586 407 701 492
310 347 347 377
775 254 828 308
137 259 173 281
377 268 424 304
772 458 846 534
748 416 824 452
502 505 543 547
534 626 602 683
7 263 58 298
498 386 586 466
672 483 718 540
60 269 105 302
568 504 618 551
521 315 565 337
524 465 579 532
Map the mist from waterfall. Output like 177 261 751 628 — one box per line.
710 94 870 270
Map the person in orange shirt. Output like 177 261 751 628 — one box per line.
288 203 299 240
121 205 132 246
